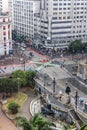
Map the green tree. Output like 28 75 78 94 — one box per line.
69 40 83 53
12 70 27 87
25 70 36 88
17 113 56 130
0 78 17 93
17 117 36 130
8 101 20 114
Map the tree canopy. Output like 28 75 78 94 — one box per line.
17 113 56 130
0 70 36 94
69 40 87 53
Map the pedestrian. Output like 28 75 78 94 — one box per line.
4 67 6 69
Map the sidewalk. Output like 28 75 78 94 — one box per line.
0 104 17 130
21 88 37 120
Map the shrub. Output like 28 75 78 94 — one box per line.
8 101 20 114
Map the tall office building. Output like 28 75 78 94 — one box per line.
13 0 40 40
34 0 87 48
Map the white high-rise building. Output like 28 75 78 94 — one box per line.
34 0 87 48
13 0 40 40
0 0 9 12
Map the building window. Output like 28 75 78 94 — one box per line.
3 26 6 30
8 24 10 28
9 41 11 44
3 32 6 35
4 43 6 46
3 18 5 22
8 31 10 39
4 37 6 41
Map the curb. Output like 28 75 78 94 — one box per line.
30 97 40 116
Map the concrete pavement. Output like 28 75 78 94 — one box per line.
21 88 37 120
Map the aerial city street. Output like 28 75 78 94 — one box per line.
0 0 87 130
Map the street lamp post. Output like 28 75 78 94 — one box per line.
17 77 20 99
53 77 56 93
20 57 26 71
75 91 79 110
44 75 46 86
44 75 46 94
72 49 75 60
23 60 25 71
81 50 84 59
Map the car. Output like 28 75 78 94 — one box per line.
20 47 25 51
21 43 27 48
29 52 34 56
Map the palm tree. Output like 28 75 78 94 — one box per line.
17 113 56 130
17 117 36 130
80 123 87 130
38 121 55 130
62 124 68 130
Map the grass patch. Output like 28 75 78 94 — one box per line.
3 93 27 111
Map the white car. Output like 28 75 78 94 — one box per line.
20 47 25 51
21 43 27 48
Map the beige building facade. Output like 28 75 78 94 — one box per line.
0 12 12 56
77 61 87 80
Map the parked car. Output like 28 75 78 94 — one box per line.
20 47 25 51
21 43 27 48
29 52 34 56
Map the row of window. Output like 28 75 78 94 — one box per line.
1 18 11 22
53 3 71 6
14 15 33 18
52 31 71 34
53 11 86 15
14 9 33 12
3 31 10 35
52 26 71 29
15 1 33 5
53 7 87 10
53 7 71 10
4 42 12 46
53 0 86 1
3 25 10 30
53 2 86 6
52 16 71 19
53 15 87 20
14 26 33 31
